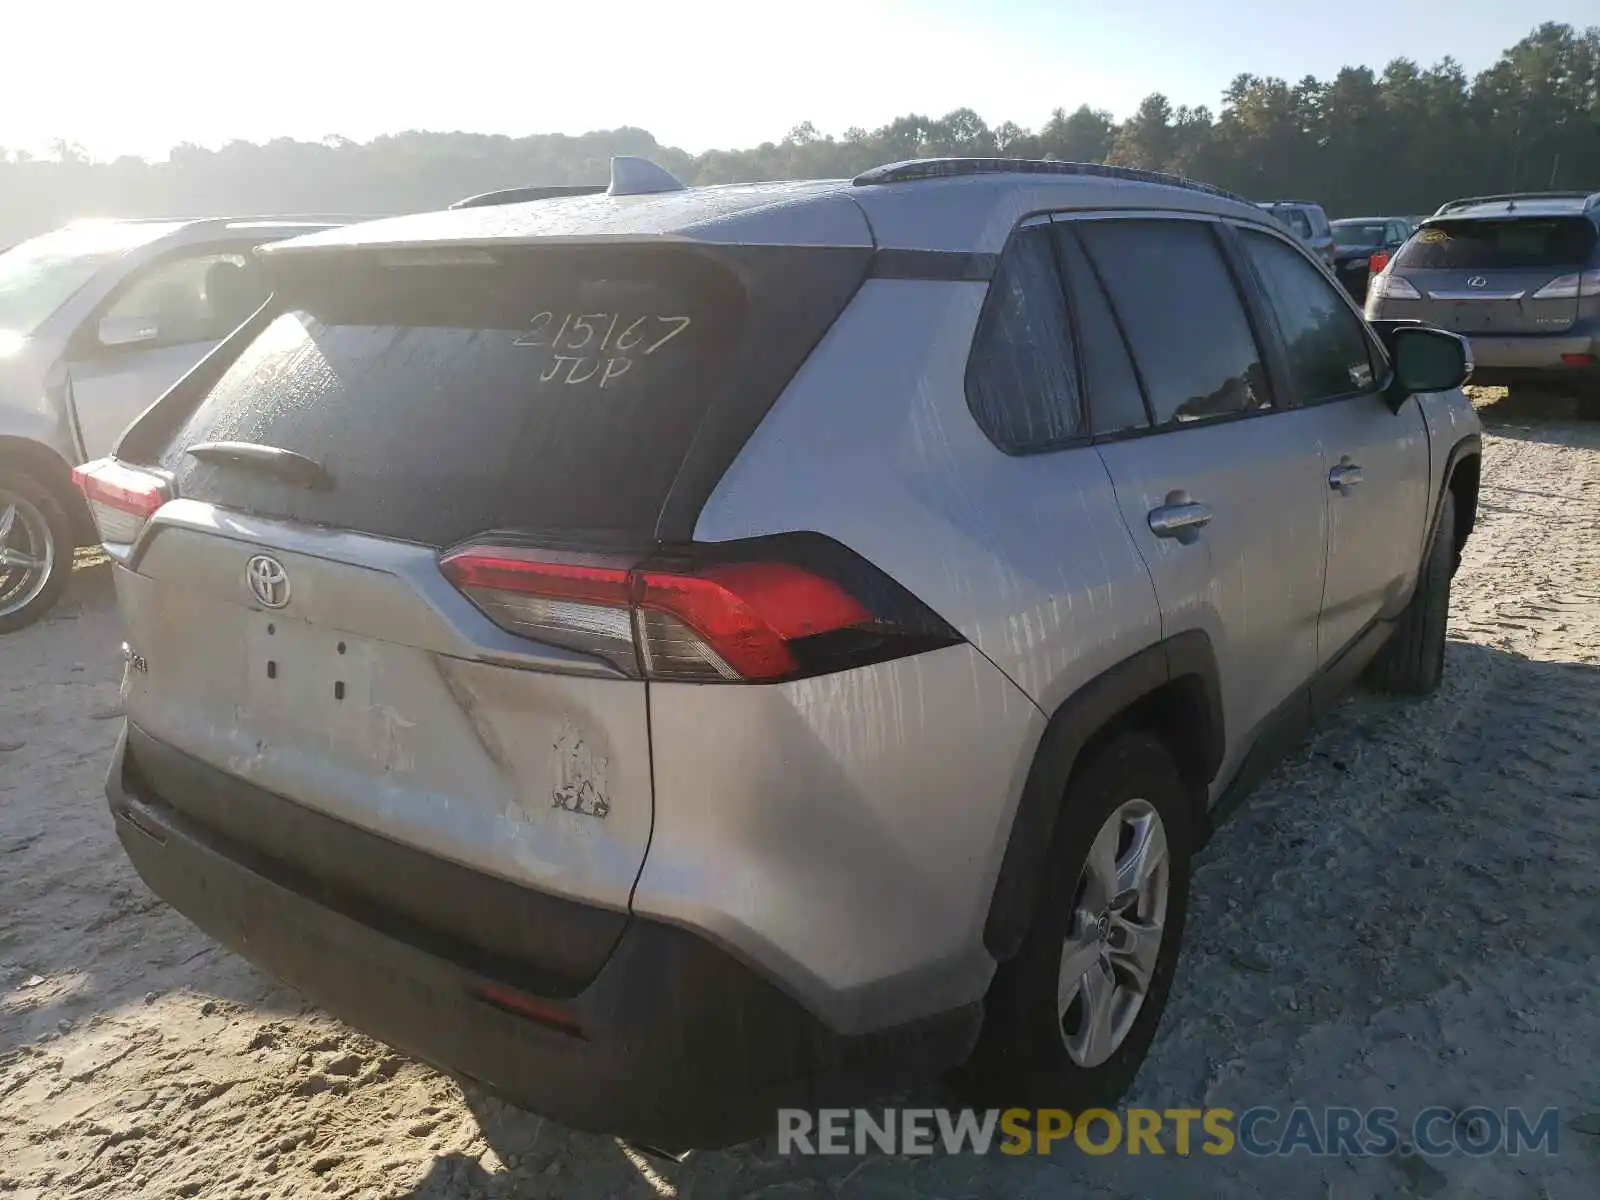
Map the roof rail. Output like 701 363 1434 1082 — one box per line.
1261 199 1319 208
1433 191 1600 216
851 157 1252 205
449 184 606 210
55 214 381 235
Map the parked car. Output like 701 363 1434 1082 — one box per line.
1257 200 1337 268
77 156 1481 1152
1366 191 1600 403
0 215 368 630
1330 216 1414 300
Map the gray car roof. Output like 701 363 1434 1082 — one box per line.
263 171 1277 258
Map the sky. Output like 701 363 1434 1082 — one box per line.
3 1 1592 161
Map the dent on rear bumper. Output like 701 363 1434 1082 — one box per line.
636 643 1046 1037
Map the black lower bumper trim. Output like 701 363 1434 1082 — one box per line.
107 726 980 1149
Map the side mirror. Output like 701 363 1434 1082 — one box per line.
97 315 160 349
1385 325 1471 409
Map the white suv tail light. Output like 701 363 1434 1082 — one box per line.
1531 269 1600 300
1368 272 1420 302
70 458 171 546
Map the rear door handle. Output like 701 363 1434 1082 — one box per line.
1148 490 1213 543
1329 456 1364 492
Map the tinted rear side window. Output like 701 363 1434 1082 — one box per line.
1395 218 1599 270
965 225 1081 452
157 245 865 546
1078 220 1270 425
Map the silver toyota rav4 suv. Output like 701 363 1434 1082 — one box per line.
77 156 1482 1151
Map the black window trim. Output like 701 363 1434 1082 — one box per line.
1221 217 1395 408
1054 210 1284 443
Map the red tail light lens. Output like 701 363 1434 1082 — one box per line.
70 458 171 545
439 536 961 684
1369 250 1390 276
635 563 872 680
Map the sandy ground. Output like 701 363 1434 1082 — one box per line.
2 387 1598 1199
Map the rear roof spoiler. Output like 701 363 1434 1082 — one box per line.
1433 191 1600 216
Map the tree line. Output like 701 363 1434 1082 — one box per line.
3 22 1597 247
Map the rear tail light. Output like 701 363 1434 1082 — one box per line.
1368 250 1390 276
1367 272 1420 303
1532 269 1600 300
70 458 171 545
439 534 963 684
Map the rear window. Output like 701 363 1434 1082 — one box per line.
157 245 863 546
1395 217 1599 270
1281 210 1313 239
1333 222 1388 247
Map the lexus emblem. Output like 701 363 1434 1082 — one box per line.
1467 275 1487 288
245 554 291 609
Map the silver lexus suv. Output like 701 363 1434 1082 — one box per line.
1366 191 1600 406
78 156 1483 1152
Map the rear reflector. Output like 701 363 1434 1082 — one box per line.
469 982 583 1037
1560 353 1597 367
439 535 962 684
70 458 171 545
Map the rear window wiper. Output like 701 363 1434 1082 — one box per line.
184 441 334 491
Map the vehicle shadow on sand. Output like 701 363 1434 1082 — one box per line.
385 640 1600 1199
1471 384 1600 445
0 557 304 1061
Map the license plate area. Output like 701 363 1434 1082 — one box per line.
246 615 376 742
1434 298 1523 332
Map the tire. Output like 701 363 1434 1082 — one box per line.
953 731 1192 1111
0 468 75 634
1367 489 1455 696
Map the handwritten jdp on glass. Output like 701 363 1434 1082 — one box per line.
513 311 694 388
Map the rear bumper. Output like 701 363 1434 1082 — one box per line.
1464 332 1599 375
106 724 980 1150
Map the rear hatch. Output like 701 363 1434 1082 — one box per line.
1386 215 1598 334
92 230 873 970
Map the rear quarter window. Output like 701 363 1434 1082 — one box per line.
964 225 1083 452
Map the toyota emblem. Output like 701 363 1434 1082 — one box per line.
245 554 291 609
1466 275 1487 288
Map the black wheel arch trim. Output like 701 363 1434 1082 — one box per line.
982 629 1224 962
1435 433 1481 570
